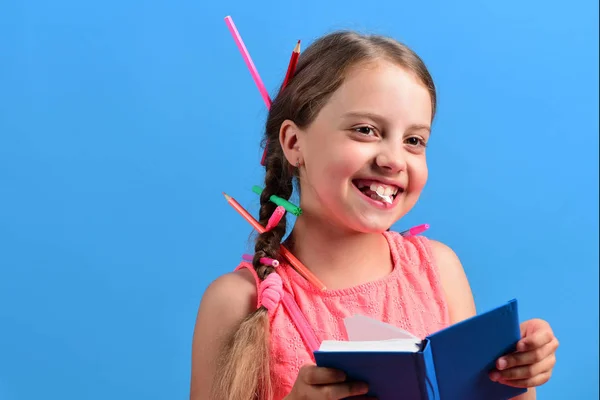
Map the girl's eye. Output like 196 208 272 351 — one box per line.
354 126 375 136
405 136 427 147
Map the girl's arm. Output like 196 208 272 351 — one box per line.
189 270 256 400
430 240 535 400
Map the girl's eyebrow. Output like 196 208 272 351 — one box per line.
407 124 431 134
342 111 431 133
342 111 387 125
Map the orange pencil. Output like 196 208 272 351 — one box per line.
261 40 302 166
223 192 265 233
223 192 326 290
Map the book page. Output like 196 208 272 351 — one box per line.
344 314 420 342
319 338 420 352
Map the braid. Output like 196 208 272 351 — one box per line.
210 147 292 400
253 145 294 280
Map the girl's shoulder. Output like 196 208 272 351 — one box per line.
190 268 258 398
425 238 477 324
388 231 459 273
199 267 258 319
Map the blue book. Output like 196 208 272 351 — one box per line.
314 299 527 400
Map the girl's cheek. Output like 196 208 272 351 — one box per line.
409 165 428 192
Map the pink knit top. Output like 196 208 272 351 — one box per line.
235 231 450 400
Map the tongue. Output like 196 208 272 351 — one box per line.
360 187 377 196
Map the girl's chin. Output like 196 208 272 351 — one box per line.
342 214 397 234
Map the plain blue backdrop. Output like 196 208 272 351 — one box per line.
0 0 598 399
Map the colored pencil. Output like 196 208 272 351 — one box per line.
265 206 286 231
400 224 430 237
223 192 264 232
282 40 301 89
261 40 301 166
252 185 302 216
223 192 326 290
242 253 280 267
224 16 272 109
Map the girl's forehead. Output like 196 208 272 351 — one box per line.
319 61 433 126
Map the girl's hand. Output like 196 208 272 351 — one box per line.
490 318 559 388
285 364 374 399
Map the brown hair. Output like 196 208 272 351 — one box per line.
211 30 437 399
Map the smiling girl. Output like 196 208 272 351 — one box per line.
191 31 558 400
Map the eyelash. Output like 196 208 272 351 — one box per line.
353 126 428 148
405 137 428 148
354 126 376 136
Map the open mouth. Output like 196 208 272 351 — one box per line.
352 179 404 205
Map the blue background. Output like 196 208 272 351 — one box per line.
0 0 598 399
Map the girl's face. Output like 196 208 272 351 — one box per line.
292 60 432 233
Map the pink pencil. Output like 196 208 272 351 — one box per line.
224 16 272 109
242 253 280 268
400 224 430 237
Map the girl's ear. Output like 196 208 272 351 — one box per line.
279 119 304 166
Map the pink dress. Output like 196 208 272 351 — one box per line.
235 231 450 400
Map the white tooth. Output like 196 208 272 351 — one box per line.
376 185 386 195
370 183 378 191
384 187 393 196
381 195 393 204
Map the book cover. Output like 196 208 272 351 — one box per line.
313 300 527 400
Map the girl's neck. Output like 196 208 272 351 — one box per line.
284 215 394 290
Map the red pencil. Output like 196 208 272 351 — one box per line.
261 40 301 166
223 192 327 290
282 40 301 89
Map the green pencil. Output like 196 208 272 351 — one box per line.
252 185 302 216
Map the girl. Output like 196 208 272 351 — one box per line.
191 31 558 400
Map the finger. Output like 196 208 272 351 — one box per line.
496 340 557 370
300 365 347 385
497 371 552 388
316 381 369 399
517 330 554 352
491 354 555 382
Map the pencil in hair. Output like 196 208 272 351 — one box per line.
222 192 326 290
262 40 302 166
282 40 301 89
224 16 272 109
